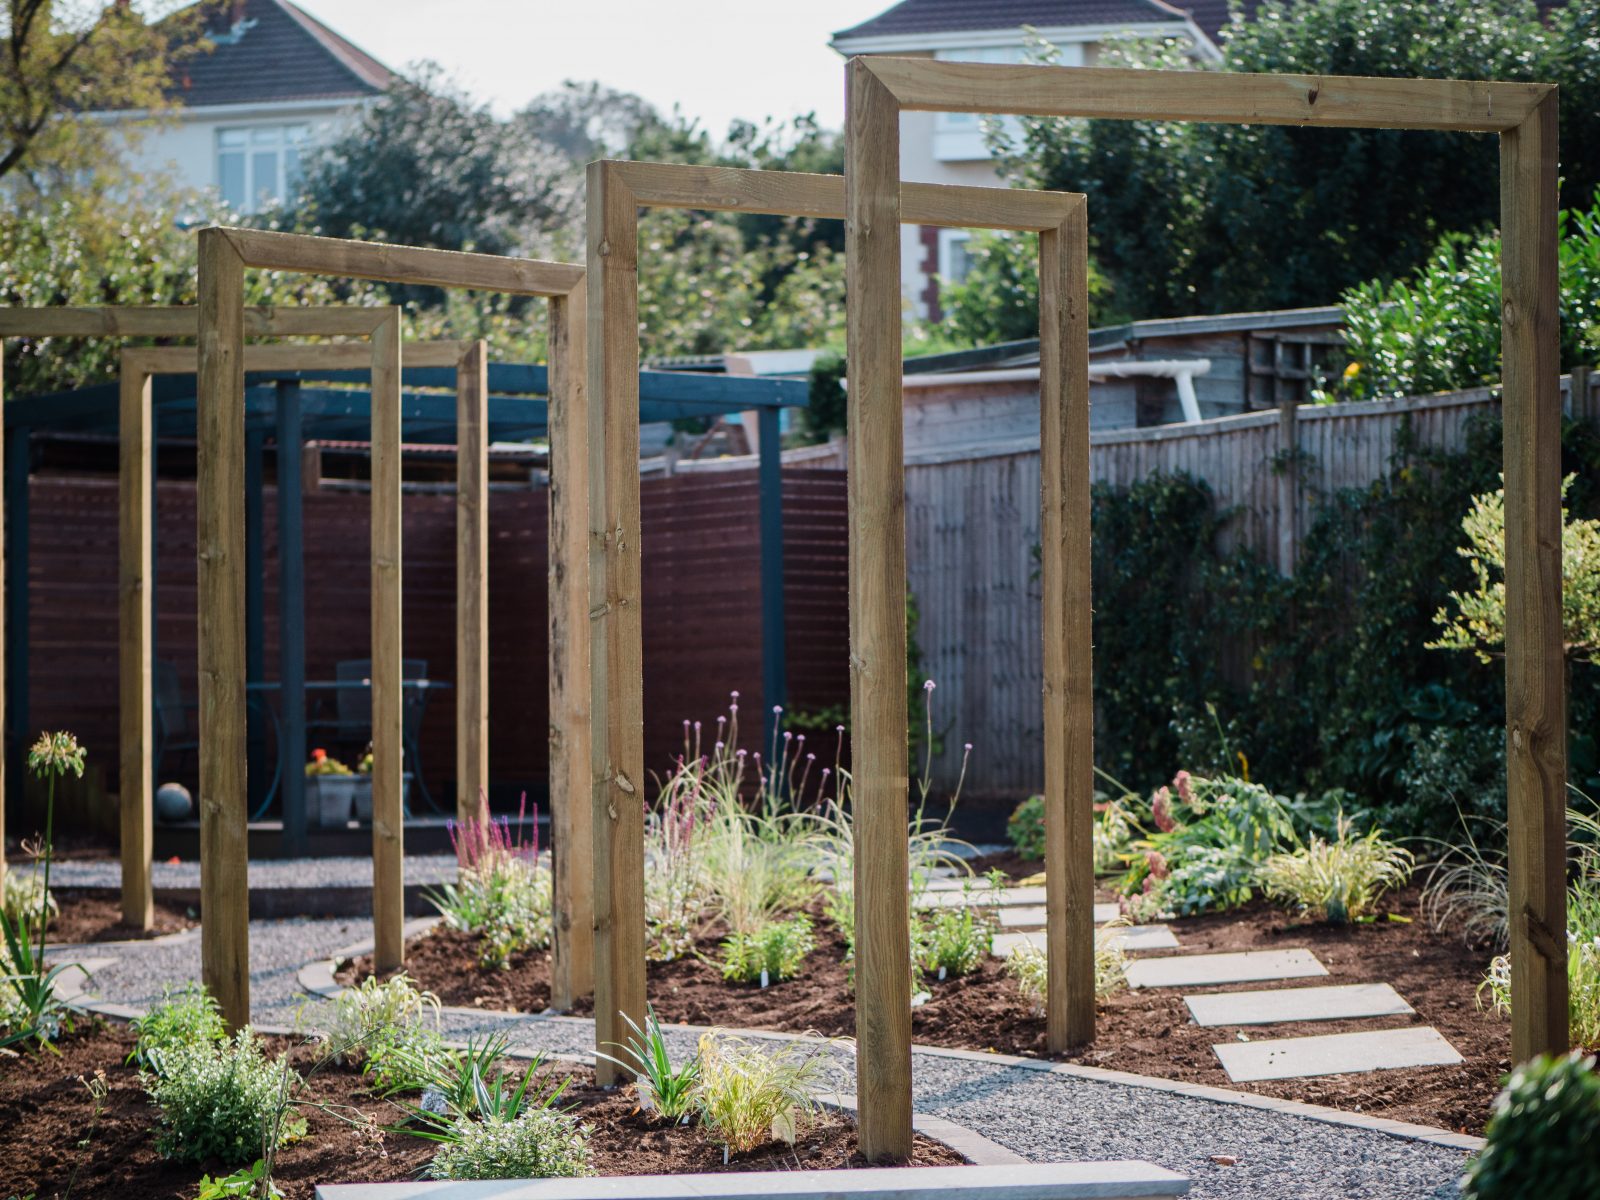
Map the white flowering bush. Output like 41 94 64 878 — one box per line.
141 1028 302 1165
1 870 56 929
425 1108 593 1180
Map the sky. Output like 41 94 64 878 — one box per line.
296 1 879 138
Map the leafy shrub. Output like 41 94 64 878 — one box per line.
917 898 994 980
1260 816 1415 923
1007 795 1046 860
425 1108 593 1181
1005 921 1129 1011
324 972 443 1088
596 1008 701 1122
693 1032 833 1154
721 915 815 985
141 1028 302 1166
0 870 56 929
1008 793 1137 873
130 983 225 1072
1462 1052 1600 1200
429 813 553 969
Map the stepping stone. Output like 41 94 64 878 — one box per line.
1185 982 1413 1027
915 885 1048 909
316 1160 1193 1200
998 903 1121 927
1125 948 1327 989
992 925 1179 957
1213 1026 1463 1083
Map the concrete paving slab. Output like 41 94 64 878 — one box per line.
1213 1026 1462 1083
916 885 1048 909
992 925 1179 957
997 903 1122 927
1125 948 1327 989
314 1161 1192 1200
1185 983 1414 1027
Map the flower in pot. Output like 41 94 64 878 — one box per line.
305 749 359 827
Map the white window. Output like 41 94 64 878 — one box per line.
938 229 974 286
216 123 311 213
932 43 1084 162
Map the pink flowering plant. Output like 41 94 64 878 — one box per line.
425 793 552 968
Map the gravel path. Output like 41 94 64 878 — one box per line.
48 855 463 890
59 914 1471 1199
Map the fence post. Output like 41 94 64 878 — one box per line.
1276 399 1299 577
1572 365 1594 426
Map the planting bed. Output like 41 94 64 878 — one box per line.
343 885 1524 1135
0 1023 961 1200
47 888 198 943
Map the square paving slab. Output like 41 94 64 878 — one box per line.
1184 982 1413 1027
1212 1025 1462 1082
992 925 1179 957
998 903 1123 927
1125 948 1327 989
915 885 1049 909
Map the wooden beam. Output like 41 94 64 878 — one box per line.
1039 199 1095 1052
586 162 647 1081
1500 94 1568 1062
608 161 1074 231
861 58 1546 132
844 57 913 1163
456 340 490 826
370 312 406 974
126 340 467 375
0 307 390 338
118 361 155 930
549 281 594 1011
218 228 585 297
196 228 251 1032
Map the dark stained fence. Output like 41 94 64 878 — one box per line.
24 466 850 811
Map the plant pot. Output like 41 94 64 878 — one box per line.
352 772 412 823
306 775 362 828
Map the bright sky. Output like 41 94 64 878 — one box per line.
296 1 878 137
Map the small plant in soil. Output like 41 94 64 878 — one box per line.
720 914 815 985
425 1106 593 1181
130 982 226 1071
1005 920 1130 1012
427 796 552 969
595 1006 701 1122
917 885 996 980
1260 813 1414 923
1 867 56 930
141 1027 304 1165
692 1031 836 1156
1462 1051 1600 1200
323 972 443 1089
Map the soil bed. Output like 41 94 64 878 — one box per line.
0 1023 959 1200
345 887 1536 1136
46 888 198 944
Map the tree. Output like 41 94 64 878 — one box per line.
993 0 1596 319
936 228 1114 347
1 0 200 187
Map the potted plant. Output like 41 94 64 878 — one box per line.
304 749 361 827
350 744 412 823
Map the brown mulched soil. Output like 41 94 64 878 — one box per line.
345 872 1543 1137
46 888 199 944
0 1023 960 1200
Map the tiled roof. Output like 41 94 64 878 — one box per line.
833 0 1195 42
164 0 393 109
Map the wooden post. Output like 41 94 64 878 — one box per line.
456 340 490 827
844 58 914 1162
1039 203 1095 1052
1500 94 1568 1063
196 228 251 1031
1571 364 1594 425
549 282 595 1010
0 357 6 896
1277 399 1300 578
586 162 647 1079
276 381 309 858
371 312 406 974
118 364 155 930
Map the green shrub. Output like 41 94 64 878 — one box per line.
427 855 553 969
141 1028 302 1166
0 870 56 930
917 902 993 980
425 1108 593 1181
1007 795 1045 860
130 983 225 1072
595 1008 701 1122
324 972 444 1089
1006 921 1129 1010
693 1032 833 1153
1462 1052 1600 1200
1260 815 1415 923
720 915 814 985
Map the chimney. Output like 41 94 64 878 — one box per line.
232 0 247 24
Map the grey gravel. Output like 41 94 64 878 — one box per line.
70 916 1470 1199
48 855 463 890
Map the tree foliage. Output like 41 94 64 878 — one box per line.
0 0 202 186
936 228 1115 347
992 0 1600 320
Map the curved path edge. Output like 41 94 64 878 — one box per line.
297 932 1485 1157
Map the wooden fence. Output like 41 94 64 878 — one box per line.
911 373 1599 799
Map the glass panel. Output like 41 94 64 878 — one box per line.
285 123 311 144
251 126 279 146
218 150 245 210
218 128 247 148
252 149 279 205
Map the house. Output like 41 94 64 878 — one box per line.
832 0 1232 319
98 0 393 213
